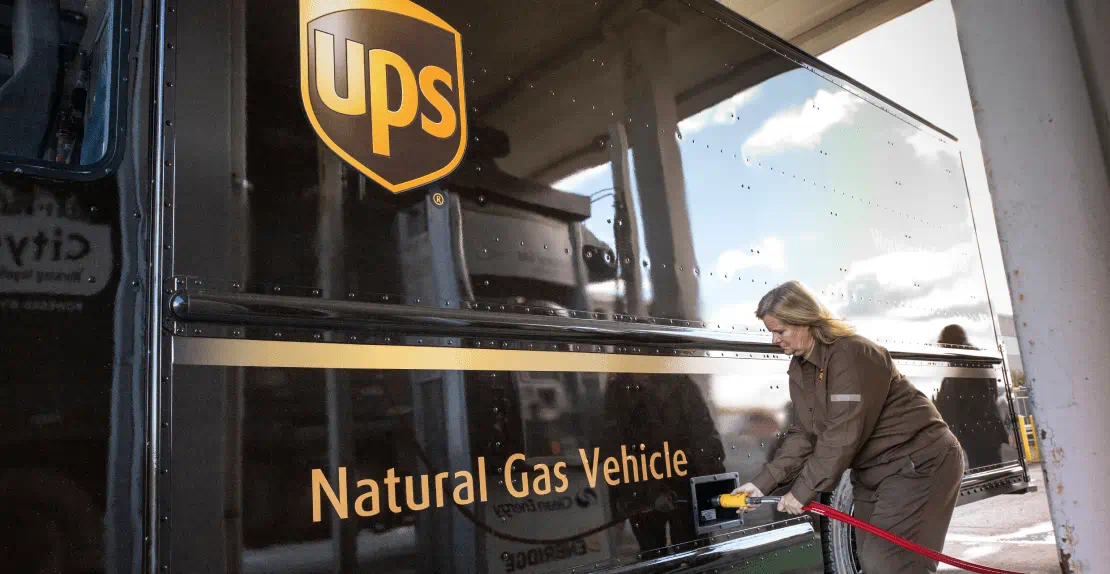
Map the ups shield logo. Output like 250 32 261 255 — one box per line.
300 0 467 193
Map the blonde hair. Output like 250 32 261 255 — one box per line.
756 280 856 345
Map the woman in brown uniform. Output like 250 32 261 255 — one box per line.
733 281 964 573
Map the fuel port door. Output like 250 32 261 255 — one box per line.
689 472 743 535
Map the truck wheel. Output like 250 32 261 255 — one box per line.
820 470 862 574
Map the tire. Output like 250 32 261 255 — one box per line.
820 470 862 574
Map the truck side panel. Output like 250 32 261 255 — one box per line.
155 0 1026 572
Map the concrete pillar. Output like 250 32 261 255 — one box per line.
401 190 477 574
607 122 645 317
617 11 700 320
951 2 1110 572
1066 0 1110 175
316 147 359 572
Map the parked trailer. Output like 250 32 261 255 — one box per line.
0 0 1034 572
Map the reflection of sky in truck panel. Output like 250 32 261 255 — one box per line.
554 67 993 349
711 374 791 413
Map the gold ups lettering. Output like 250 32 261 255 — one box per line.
300 0 467 193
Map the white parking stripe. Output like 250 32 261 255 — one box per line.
946 521 1055 544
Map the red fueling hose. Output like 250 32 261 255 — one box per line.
717 494 1024 572
803 501 1025 574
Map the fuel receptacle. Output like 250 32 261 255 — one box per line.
689 472 743 535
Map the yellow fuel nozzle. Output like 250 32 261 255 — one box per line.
710 493 782 508
712 493 750 508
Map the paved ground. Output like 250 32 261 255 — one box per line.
938 464 1060 573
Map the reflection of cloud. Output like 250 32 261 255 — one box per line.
845 314 994 349
679 87 761 135
715 237 786 275
817 241 995 347
712 373 791 411
699 239 996 348
891 276 990 319
552 163 611 194
586 277 653 299
742 89 863 156
906 129 958 161
846 243 971 289
821 244 974 315
706 301 761 330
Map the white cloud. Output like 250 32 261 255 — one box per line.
816 241 996 346
842 314 993 348
586 277 653 300
551 163 611 194
887 274 988 320
705 301 761 332
712 372 793 411
844 242 974 289
741 89 863 156
678 86 761 135
715 237 786 276
905 129 958 161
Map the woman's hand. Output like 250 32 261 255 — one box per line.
777 492 805 515
730 482 764 513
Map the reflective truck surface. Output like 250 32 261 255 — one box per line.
0 0 1031 572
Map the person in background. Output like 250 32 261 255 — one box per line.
733 281 963 573
934 324 1014 468
604 372 726 558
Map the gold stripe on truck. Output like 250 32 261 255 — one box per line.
173 337 748 374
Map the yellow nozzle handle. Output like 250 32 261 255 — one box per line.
711 493 782 508
714 493 749 508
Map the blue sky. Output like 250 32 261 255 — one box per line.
551 25 998 350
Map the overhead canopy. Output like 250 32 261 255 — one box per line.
723 0 931 55
430 0 933 187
